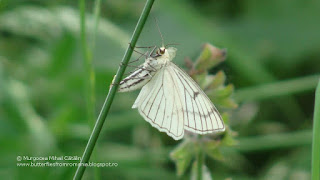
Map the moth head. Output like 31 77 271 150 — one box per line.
157 47 166 55
155 46 177 61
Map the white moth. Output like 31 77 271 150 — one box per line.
118 46 225 140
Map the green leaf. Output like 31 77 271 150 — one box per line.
214 98 238 109
206 71 226 90
204 141 225 161
170 140 195 176
195 72 208 88
222 130 238 147
221 113 230 125
209 84 234 99
206 148 224 162
194 43 227 73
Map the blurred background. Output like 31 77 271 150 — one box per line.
0 0 319 179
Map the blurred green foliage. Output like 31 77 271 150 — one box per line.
0 0 319 179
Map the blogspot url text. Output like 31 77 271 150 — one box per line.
17 162 118 168
16 155 118 168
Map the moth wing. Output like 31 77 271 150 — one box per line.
167 62 225 134
119 68 154 93
133 62 225 140
132 69 158 108
134 68 185 140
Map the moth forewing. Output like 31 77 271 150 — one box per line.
118 68 153 92
134 68 185 140
118 55 160 93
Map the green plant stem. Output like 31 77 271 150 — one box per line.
80 0 95 129
195 137 205 180
196 148 204 180
91 0 102 178
92 0 101 50
234 130 312 152
73 0 155 179
235 74 320 102
79 0 99 179
312 79 320 180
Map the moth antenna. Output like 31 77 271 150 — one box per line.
154 17 164 47
165 43 180 48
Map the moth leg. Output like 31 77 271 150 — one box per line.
120 64 142 68
149 46 157 56
128 43 158 58
126 76 152 80
132 49 149 58
128 42 156 49
147 46 158 58
120 51 148 68
124 65 146 76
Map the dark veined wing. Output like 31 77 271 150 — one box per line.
133 67 184 140
167 62 225 134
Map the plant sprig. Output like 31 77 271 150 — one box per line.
170 43 238 179
73 0 155 179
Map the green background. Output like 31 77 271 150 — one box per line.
0 0 319 179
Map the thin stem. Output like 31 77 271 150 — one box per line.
235 74 320 102
91 0 102 179
196 149 204 180
73 0 155 179
234 130 312 152
79 0 95 127
79 0 98 179
312 79 320 180
91 0 101 50
196 137 204 180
